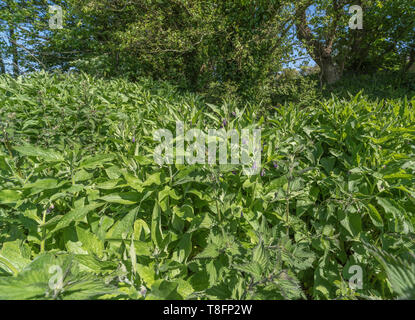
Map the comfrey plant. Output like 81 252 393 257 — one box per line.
153 121 262 176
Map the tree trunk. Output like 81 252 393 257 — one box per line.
183 49 200 90
0 56 5 74
320 57 341 84
404 48 415 73
9 25 19 76
295 2 342 84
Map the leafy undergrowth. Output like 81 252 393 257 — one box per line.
0 72 414 300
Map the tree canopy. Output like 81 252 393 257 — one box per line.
1 0 414 90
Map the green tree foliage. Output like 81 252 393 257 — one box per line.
0 0 52 75
2 0 414 87
38 0 295 101
294 0 415 83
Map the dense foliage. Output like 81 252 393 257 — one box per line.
293 0 415 83
0 72 414 300
1 1 414 93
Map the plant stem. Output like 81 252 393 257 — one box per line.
40 209 47 253
286 156 294 235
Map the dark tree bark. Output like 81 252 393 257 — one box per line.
4 0 19 76
0 55 5 74
9 23 19 76
295 1 344 84
9 27 19 76
404 48 415 73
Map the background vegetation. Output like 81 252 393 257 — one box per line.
0 0 414 300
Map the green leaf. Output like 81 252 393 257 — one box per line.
339 210 362 237
147 280 180 299
75 227 105 258
235 261 263 280
367 204 384 228
79 154 115 169
52 202 104 233
110 206 139 239
137 264 156 287
74 255 117 274
23 179 62 195
14 144 64 162
0 254 118 300
195 243 220 259
252 241 268 269
151 201 164 248
143 172 163 187
122 173 144 192
376 198 401 217
0 241 31 274
172 234 192 263
99 192 140 204
129 238 137 275
0 190 21 204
